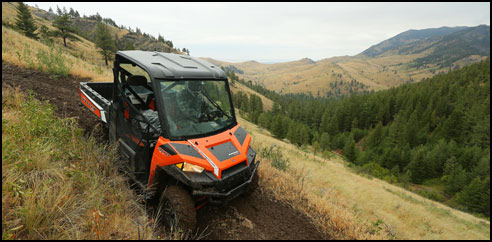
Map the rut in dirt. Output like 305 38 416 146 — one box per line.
2 62 329 240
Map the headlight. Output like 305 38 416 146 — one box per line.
176 162 205 173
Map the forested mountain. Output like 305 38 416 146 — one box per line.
207 25 489 98
408 25 490 68
359 26 469 57
232 58 490 217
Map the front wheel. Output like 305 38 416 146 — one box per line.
244 171 259 196
158 185 197 234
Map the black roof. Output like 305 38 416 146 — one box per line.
116 50 227 79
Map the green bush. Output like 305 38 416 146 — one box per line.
21 44 35 69
357 162 391 180
261 145 290 171
416 189 447 203
36 43 72 78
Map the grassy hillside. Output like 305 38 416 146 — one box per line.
2 2 113 70
2 2 114 82
2 87 159 239
24 3 182 54
203 26 489 97
2 2 184 69
2 25 113 82
240 115 490 240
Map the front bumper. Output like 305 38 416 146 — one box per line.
159 159 260 204
193 160 259 204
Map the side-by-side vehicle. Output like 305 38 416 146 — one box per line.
79 51 259 231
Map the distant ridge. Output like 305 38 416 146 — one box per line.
204 25 489 97
359 26 469 57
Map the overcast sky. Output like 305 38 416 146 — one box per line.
26 2 490 63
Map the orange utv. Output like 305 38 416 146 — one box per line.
79 51 259 232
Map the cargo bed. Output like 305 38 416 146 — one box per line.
79 82 113 123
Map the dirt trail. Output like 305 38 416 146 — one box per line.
2 63 328 240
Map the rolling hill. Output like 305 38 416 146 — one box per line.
203 25 490 97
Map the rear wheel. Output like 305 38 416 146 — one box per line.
158 185 196 234
109 116 117 145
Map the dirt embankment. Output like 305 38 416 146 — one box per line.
2 62 328 240
2 63 101 136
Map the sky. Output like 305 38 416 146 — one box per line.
26 2 490 63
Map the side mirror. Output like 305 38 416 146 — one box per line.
127 75 147 86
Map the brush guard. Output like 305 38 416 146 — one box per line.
192 160 260 204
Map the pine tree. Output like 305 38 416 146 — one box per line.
95 22 116 65
123 40 135 50
388 114 406 147
53 14 78 47
343 136 357 162
38 25 53 44
455 177 490 216
271 114 286 139
69 8 75 18
439 108 464 142
298 124 311 145
158 34 165 43
272 102 281 115
366 122 384 148
56 5 62 16
114 33 122 50
405 110 420 147
443 157 469 195
286 122 297 144
15 2 38 39
319 133 331 151
258 112 271 129
406 146 430 184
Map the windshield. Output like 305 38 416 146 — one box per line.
159 79 235 139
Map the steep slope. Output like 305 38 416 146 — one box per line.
3 2 183 57
408 25 490 68
239 113 490 240
359 26 469 57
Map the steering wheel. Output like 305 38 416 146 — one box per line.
199 110 223 122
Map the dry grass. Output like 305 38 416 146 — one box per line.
237 115 490 240
2 1 114 82
2 26 113 82
2 87 157 239
2 87 192 240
